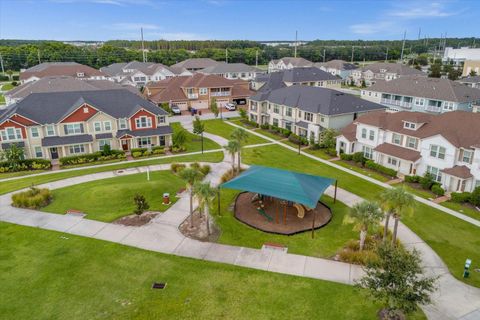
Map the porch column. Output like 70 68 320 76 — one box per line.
62 146 66 157
88 143 93 153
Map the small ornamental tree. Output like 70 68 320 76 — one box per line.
357 243 437 320
172 128 187 149
210 97 219 117
133 194 149 215
239 108 247 120
1 143 25 171
193 116 205 153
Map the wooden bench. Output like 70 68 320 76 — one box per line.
66 209 86 217
262 242 288 253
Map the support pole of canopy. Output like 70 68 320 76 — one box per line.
311 209 315 239
334 180 338 204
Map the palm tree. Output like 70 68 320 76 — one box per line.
381 187 415 245
379 188 396 242
224 140 240 173
230 128 248 171
345 200 383 251
193 182 216 235
179 167 203 227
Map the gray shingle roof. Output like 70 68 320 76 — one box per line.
41 134 93 147
251 86 386 116
199 63 261 74
457 76 480 84
256 67 338 92
314 60 358 71
0 89 167 125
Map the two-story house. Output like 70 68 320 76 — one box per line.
268 57 313 73
248 86 385 142
0 89 171 160
314 60 358 79
101 61 187 87
144 73 253 111
198 63 263 81
336 111 480 192
350 62 425 86
252 67 342 92
361 76 480 114
20 62 108 84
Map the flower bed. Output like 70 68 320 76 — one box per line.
60 150 125 166
131 146 165 158
0 159 51 173
12 187 52 209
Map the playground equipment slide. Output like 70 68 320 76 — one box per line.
256 207 273 221
293 203 305 218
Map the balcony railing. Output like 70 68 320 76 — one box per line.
187 93 198 99
211 91 230 97
381 98 413 109
425 105 442 113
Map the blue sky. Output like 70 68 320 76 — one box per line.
0 0 478 41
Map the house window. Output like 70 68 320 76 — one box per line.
426 165 442 182
272 118 279 127
320 117 325 123
273 105 280 114
406 137 418 149
30 127 39 138
461 149 473 164
137 137 151 147
304 112 313 122
136 116 152 128
443 101 454 110
158 116 165 124
98 139 111 151
94 122 102 132
69 144 85 154
119 119 128 130
403 122 416 130
361 128 367 139
285 107 292 117
76 72 85 77
415 98 425 106
369 130 375 141
285 122 292 131
46 125 55 136
34 146 43 158
387 157 398 166
1 127 22 141
362 146 373 159
199 88 208 95
103 121 112 131
430 145 446 160
392 133 402 145
64 123 83 135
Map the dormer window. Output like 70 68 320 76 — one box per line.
77 72 85 77
403 122 416 130
380 69 386 73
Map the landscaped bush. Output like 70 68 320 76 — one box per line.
200 164 211 176
352 152 366 165
220 168 245 183
288 133 308 146
340 153 353 161
364 160 397 178
470 187 480 206
170 163 186 173
0 158 51 173
420 173 435 190
60 150 125 166
404 175 421 183
171 146 186 153
431 184 445 196
131 147 148 154
12 187 51 209
240 119 258 128
338 248 379 265
260 124 270 130
326 148 337 157
451 192 472 203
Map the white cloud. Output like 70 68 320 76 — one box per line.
349 21 394 35
50 0 158 7
389 2 460 18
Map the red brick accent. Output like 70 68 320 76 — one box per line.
61 104 97 123
129 109 157 131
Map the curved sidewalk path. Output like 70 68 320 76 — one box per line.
0 120 479 319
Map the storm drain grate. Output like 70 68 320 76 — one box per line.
152 282 167 289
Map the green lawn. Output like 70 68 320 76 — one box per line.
304 148 336 160
41 171 184 222
171 122 221 152
241 145 480 287
392 182 435 199
332 160 391 183
203 119 268 145
254 128 285 141
0 152 223 195
212 191 358 258
441 201 480 221
0 222 426 320
1 83 14 91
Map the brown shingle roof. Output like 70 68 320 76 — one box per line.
340 122 357 142
355 110 480 149
20 62 105 80
441 166 473 179
374 143 421 161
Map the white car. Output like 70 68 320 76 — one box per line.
225 103 236 111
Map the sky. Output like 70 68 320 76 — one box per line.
0 0 479 41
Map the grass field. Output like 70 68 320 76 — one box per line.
203 119 268 145
41 170 184 222
1 83 14 91
332 160 391 182
0 222 426 320
441 201 480 221
0 152 223 195
241 144 480 287
171 122 221 152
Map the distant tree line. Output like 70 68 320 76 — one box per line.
0 38 477 71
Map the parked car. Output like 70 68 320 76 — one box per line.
171 105 181 115
225 103 236 111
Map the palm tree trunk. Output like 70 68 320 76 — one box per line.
383 212 391 242
392 217 399 246
237 150 241 173
231 153 235 172
205 205 211 235
359 229 367 251
189 189 194 227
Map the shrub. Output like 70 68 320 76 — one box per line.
364 160 397 178
131 151 143 158
451 192 471 203
133 194 149 215
420 173 435 190
288 133 308 146
12 187 51 209
340 153 353 161
190 162 201 170
131 147 147 154
200 164 211 176
431 184 445 196
338 249 379 265
260 124 270 130
60 150 125 166
404 175 421 183
352 152 366 165
152 148 165 155
171 163 186 173
0 158 52 173
309 143 321 150
326 148 337 157
221 168 244 183
470 187 480 206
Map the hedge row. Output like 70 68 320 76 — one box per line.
451 187 480 206
364 160 397 178
404 174 445 196
60 150 125 166
131 146 166 158
0 159 52 173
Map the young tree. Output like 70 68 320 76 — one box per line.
224 140 240 173
230 128 248 171
179 167 203 227
210 97 219 117
192 116 205 153
193 181 217 235
238 108 247 120
344 201 383 251
357 243 437 319
1 143 25 171
361 79 367 88
172 128 187 150
133 194 149 215
6 70 13 81
429 63 442 78
320 128 338 149
380 187 415 245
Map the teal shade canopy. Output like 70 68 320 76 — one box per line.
221 165 334 208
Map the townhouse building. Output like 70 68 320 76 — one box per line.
361 76 480 114
170 58 220 72
144 73 252 110
314 60 358 79
350 62 425 86
268 57 313 73
457 75 480 89
248 86 385 142
20 62 108 84
0 89 171 160
336 111 480 192
252 67 341 92
100 61 189 87
198 63 263 81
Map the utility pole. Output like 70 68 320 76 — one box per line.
141 27 146 63
400 30 406 62
225 48 228 63
294 30 298 58
37 50 41 64
351 46 354 63
385 47 389 62
255 50 258 67
323 49 326 62
418 27 421 40
0 51 4 74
